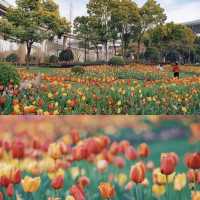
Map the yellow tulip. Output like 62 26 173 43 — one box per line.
152 184 166 198
65 195 75 200
174 173 187 191
21 176 41 193
116 173 127 187
48 143 62 160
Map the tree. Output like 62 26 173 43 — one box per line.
74 16 91 62
87 0 113 61
145 23 196 63
136 0 166 61
111 0 140 57
0 0 70 68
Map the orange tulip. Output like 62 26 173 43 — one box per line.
98 182 115 199
138 143 150 158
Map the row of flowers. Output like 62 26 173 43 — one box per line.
0 131 199 200
1 66 200 114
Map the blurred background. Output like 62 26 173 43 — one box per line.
0 116 200 142
0 116 199 168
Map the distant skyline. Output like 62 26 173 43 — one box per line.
6 0 200 23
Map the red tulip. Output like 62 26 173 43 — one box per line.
6 183 14 197
0 192 3 200
185 152 200 169
113 156 125 169
0 176 10 187
70 185 85 200
78 176 90 189
125 146 138 160
11 140 25 159
130 162 146 184
160 153 177 175
51 175 64 190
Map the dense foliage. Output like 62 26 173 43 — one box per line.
0 63 20 87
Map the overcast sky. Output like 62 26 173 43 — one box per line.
6 0 200 23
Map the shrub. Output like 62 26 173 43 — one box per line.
109 56 125 66
59 48 74 62
49 55 58 64
0 63 20 86
71 66 85 74
6 53 18 63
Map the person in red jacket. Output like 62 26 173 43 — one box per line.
172 62 180 78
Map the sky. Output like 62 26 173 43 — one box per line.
6 0 200 23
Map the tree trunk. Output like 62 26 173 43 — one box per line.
26 42 32 69
136 38 141 63
84 40 87 63
96 46 99 61
113 40 117 56
105 41 108 62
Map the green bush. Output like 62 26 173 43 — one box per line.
49 55 58 64
109 56 125 66
6 53 18 63
59 48 74 62
0 63 20 86
71 66 85 74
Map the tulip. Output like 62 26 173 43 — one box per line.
116 173 127 187
98 182 115 199
96 160 108 173
65 195 75 200
125 146 138 161
185 153 200 170
70 129 80 145
197 171 200 184
51 175 64 190
174 173 187 191
192 191 200 200
113 156 125 169
11 140 25 159
160 153 177 176
78 176 90 189
6 183 14 197
10 169 21 184
0 176 10 187
138 143 150 158
152 184 166 198
21 176 41 193
0 192 3 200
70 185 85 200
48 143 62 160
187 169 197 183
130 162 146 184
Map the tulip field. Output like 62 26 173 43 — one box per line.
0 116 200 200
1 64 200 114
